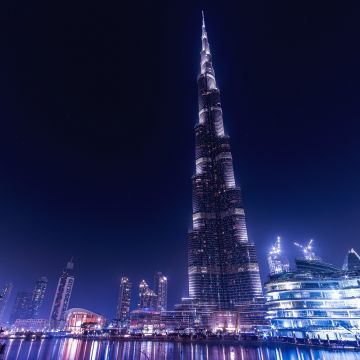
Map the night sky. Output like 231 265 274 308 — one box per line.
1 0 360 320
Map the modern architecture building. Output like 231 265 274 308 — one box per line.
265 251 360 341
64 308 106 334
0 282 13 323
138 280 157 310
10 291 31 324
343 248 360 272
129 309 161 334
154 272 168 311
159 309 205 333
49 259 75 329
187 12 263 310
30 276 48 318
267 237 290 276
12 318 49 332
116 276 132 327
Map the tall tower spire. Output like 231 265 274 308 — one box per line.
200 12 215 80
188 14 263 310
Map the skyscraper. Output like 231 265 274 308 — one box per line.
188 13 263 310
267 237 290 276
49 259 75 329
116 276 132 326
10 291 31 324
343 248 360 271
138 280 157 310
154 272 168 311
0 282 13 323
30 276 48 318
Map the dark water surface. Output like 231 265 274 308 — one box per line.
2 338 360 360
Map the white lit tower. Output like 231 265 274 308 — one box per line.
188 13 263 309
49 259 75 329
267 236 290 276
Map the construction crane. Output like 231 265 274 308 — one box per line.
268 236 290 275
294 239 318 261
269 236 281 256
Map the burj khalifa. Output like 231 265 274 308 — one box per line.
188 13 263 310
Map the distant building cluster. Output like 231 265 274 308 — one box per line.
3 276 48 327
112 273 168 333
0 260 76 332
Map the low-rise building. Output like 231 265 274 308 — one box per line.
13 318 49 332
129 309 161 334
64 308 106 334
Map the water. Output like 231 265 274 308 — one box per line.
2 338 360 360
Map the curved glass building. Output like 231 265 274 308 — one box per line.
265 262 360 340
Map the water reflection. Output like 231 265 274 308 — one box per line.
2 338 360 360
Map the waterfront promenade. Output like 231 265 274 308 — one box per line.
1 337 360 360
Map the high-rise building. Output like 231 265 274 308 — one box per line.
343 248 360 272
30 276 48 318
0 282 13 323
116 276 132 326
267 237 290 276
187 13 263 310
138 280 157 310
49 259 75 329
10 291 31 324
154 272 168 311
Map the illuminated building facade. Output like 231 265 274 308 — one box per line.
154 272 168 311
130 308 211 334
208 311 239 333
343 248 360 272
160 309 205 332
30 276 48 318
13 318 49 332
116 276 132 327
49 259 75 329
10 291 31 324
265 256 360 341
267 237 290 276
64 308 106 334
138 280 157 310
129 309 161 334
188 13 263 310
0 282 13 323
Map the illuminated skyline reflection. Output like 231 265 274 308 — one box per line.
2 339 360 360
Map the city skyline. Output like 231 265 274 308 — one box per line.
1 3 360 322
